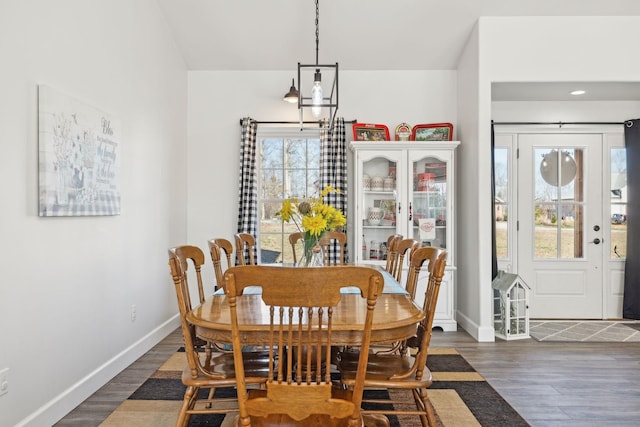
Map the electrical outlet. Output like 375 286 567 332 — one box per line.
130 304 136 322
0 368 8 397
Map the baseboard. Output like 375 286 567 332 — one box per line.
16 315 180 427
456 310 495 342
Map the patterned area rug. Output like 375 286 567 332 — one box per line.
100 348 528 427
530 320 640 342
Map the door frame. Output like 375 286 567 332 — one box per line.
494 124 625 319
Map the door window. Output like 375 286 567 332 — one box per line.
534 148 584 259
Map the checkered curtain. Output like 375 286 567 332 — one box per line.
236 117 258 265
320 118 348 263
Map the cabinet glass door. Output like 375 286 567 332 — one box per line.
361 155 400 262
411 155 448 248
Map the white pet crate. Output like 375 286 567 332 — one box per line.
492 271 530 340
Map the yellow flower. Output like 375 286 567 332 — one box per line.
320 185 339 198
277 199 294 222
277 186 345 238
327 209 347 229
302 215 328 237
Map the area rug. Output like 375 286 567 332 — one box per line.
530 320 640 342
100 348 528 427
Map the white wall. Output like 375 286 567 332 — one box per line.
454 16 640 341
455 22 496 341
0 1 187 425
187 70 457 285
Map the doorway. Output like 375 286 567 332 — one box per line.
518 133 603 318
495 129 627 319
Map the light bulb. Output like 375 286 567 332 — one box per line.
311 70 323 117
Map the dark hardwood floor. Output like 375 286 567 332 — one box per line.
56 327 640 427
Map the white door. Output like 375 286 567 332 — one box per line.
518 133 604 318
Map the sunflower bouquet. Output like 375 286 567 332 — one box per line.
277 185 346 265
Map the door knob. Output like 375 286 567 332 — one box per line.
589 238 601 244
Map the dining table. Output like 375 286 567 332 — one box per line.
187 267 425 347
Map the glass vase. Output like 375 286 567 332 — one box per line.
299 236 325 267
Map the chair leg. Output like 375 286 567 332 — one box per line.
362 413 390 427
205 386 216 408
414 387 437 427
204 343 213 368
176 385 199 427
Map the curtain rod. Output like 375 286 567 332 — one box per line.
492 120 630 126
239 119 357 125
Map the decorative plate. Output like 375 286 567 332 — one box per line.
394 123 412 141
352 123 390 141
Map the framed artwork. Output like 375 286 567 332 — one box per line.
352 123 390 141
411 123 453 141
38 85 121 216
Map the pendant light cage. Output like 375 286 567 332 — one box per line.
283 0 338 130
297 61 338 129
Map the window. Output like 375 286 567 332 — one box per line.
494 147 510 259
610 147 627 259
257 129 321 263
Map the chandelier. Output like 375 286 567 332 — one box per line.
283 0 338 130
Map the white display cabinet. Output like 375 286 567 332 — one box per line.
350 141 459 331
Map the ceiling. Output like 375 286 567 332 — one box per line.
492 82 640 102
156 0 640 100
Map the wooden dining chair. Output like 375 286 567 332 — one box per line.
208 238 234 291
319 230 347 265
392 238 421 284
168 246 270 427
372 237 421 357
225 265 383 427
337 247 448 427
235 232 257 266
384 234 403 274
288 231 305 264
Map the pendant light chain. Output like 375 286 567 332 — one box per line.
315 0 320 66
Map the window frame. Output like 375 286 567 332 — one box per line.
494 133 517 273
255 127 322 264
